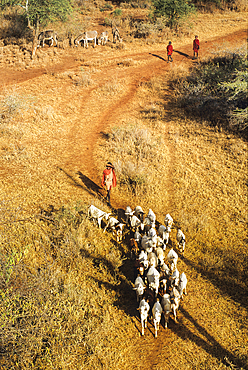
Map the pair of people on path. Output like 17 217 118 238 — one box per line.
166 35 200 62
101 162 116 207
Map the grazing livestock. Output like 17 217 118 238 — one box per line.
147 251 158 268
87 205 111 228
134 206 145 222
167 248 178 272
147 266 160 294
112 26 122 43
178 272 187 299
147 209 156 228
134 230 142 246
74 31 98 47
143 217 152 234
134 275 146 303
170 268 180 288
155 247 165 266
141 235 153 253
98 31 108 45
164 213 173 228
161 293 171 328
37 30 58 48
176 228 186 255
138 298 150 335
125 206 133 224
130 238 139 260
103 216 125 241
170 287 180 323
158 225 170 249
138 250 149 269
152 298 163 338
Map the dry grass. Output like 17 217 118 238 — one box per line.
0 7 247 370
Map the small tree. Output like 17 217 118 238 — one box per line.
0 0 72 52
152 0 195 28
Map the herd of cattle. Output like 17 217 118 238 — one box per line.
37 27 122 49
87 204 188 338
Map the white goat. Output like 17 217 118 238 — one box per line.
161 293 171 328
167 248 178 272
170 287 180 323
147 251 158 268
129 214 144 232
134 206 145 222
176 228 186 255
164 213 173 228
147 266 160 294
156 247 165 266
158 225 170 250
152 298 163 338
170 268 180 288
134 276 146 303
103 216 125 242
178 272 187 299
125 206 133 224
138 298 150 335
87 205 111 228
147 209 156 228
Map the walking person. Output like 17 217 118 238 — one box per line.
166 41 173 63
101 162 117 207
193 35 200 59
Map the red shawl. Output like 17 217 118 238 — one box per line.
101 168 117 188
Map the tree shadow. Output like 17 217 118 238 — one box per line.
174 50 192 59
149 53 166 62
172 306 247 369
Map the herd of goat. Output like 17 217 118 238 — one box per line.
87 204 188 338
36 27 122 49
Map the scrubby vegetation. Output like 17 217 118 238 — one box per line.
170 49 248 136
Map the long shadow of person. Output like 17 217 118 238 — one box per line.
149 53 167 62
77 171 103 197
174 50 192 59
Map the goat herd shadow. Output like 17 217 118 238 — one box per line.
59 170 247 369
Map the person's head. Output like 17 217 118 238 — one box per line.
195 35 198 39
106 161 114 169
169 41 172 45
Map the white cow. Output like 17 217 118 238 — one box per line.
161 293 171 328
178 272 187 299
164 213 173 228
37 30 58 48
152 298 163 338
133 276 146 303
176 228 186 255
98 31 108 45
87 205 111 228
138 298 150 336
74 31 98 47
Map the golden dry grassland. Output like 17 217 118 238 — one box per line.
0 8 247 370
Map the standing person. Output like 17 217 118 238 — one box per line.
193 35 200 59
101 162 117 207
166 41 173 63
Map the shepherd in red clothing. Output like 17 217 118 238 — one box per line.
166 41 173 62
193 35 200 59
101 162 117 206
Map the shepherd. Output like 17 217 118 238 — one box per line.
101 162 117 207
193 35 200 59
166 41 173 63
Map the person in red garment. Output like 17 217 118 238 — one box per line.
101 162 117 206
193 35 200 59
166 41 173 62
